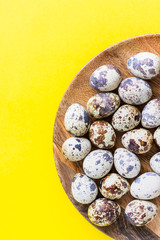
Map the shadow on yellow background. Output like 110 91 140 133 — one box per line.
0 0 160 239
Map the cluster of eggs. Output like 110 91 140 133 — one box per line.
62 52 160 227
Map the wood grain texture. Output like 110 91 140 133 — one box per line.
53 33 160 240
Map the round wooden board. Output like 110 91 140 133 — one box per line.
53 33 160 240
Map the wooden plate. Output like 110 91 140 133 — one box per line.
53 33 160 240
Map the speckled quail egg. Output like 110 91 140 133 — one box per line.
118 77 152 105
154 127 160 147
89 121 116 149
122 128 153 154
112 105 141 132
99 173 130 199
114 148 141 179
127 52 160 79
64 103 90 136
83 150 113 179
71 173 98 204
88 198 121 226
125 200 158 226
130 172 160 200
150 152 160 175
141 99 160 129
89 65 122 92
62 137 91 162
87 93 120 119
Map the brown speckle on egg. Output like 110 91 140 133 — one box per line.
99 173 130 199
89 121 116 149
122 128 153 154
87 93 120 119
125 200 158 226
88 198 121 226
112 105 141 132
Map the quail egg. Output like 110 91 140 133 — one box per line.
125 200 157 226
89 65 122 92
71 173 98 204
64 103 90 136
150 152 160 175
141 99 160 129
83 149 113 179
154 127 160 147
88 198 121 226
122 128 153 154
114 148 141 178
89 121 116 149
130 172 160 200
87 93 120 119
127 52 160 79
62 137 91 162
118 77 152 105
99 173 130 199
112 105 141 132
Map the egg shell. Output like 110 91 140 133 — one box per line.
83 150 113 179
130 172 160 200
112 105 141 132
87 93 120 119
89 121 116 149
150 152 160 175
64 103 90 136
127 52 160 79
99 173 130 199
122 128 153 154
89 65 122 92
125 200 157 226
71 173 98 204
62 137 91 162
154 127 160 147
118 77 152 105
88 198 121 226
114 148 141 179
141 99 160 129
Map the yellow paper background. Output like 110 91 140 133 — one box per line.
0 0 160 239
